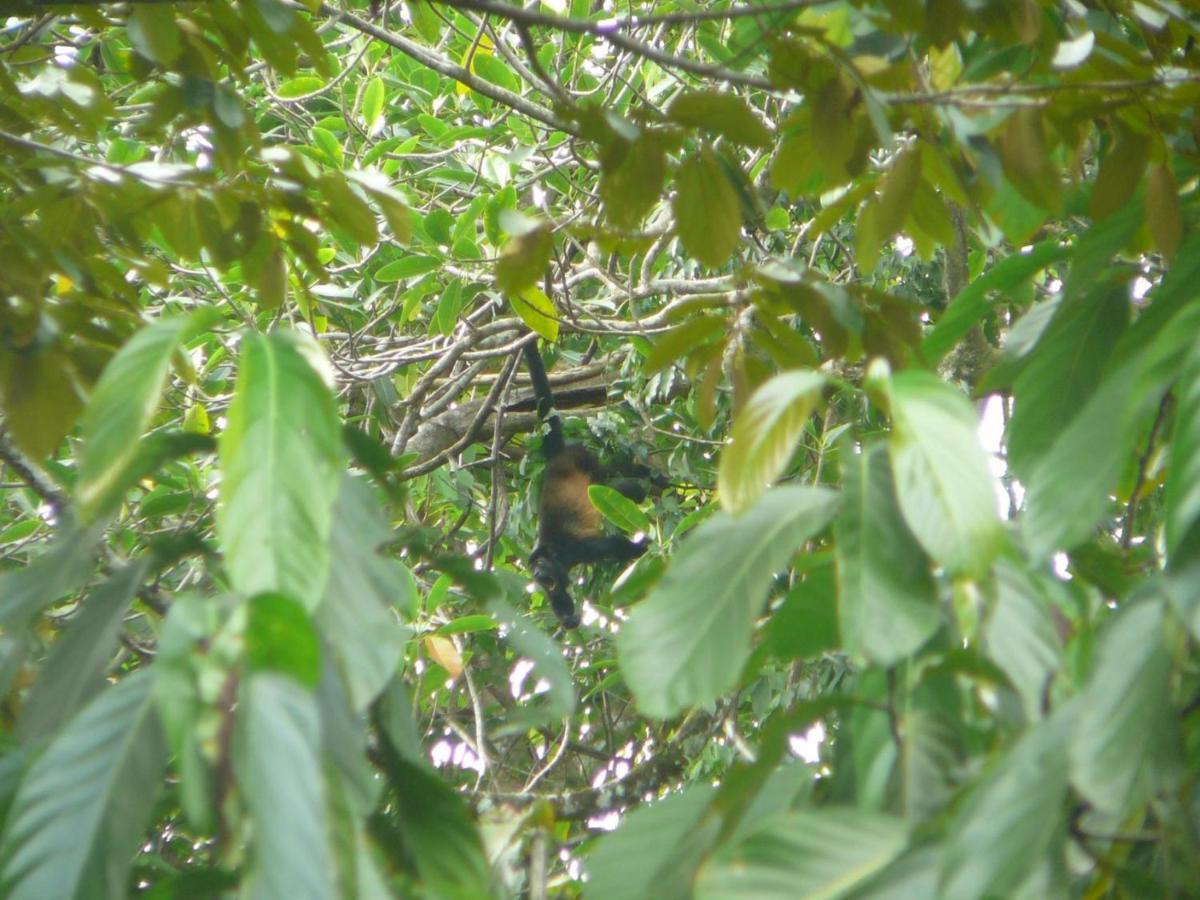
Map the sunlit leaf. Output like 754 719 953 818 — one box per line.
718 370 824 514
673 149 742 269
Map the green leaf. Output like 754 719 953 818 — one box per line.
875 144 922 241
316 476 411 711
1166 342 1200 563
996 107 1061 214
836 443 939 665
246 592 321 687
277 76 325 99
0 524 104 629
922 241 1069 363
17 559 149 742
236 674 335 900
666 91 772 148
310 126 344 167
600 132 667 229
0 349 85 460
1007 282 1128 481
1089 124 1149 220
509 285 559 342
360 76 385 133
257 245 287 311
765 557 839 659
433 615 498 636
371 744 492 900
0 672 167 900
588 785 715 900
1069 600 1183 815
888 371 1002 578
318 174 378 247
673 149 742 269
940 705 1075 900
375 255 440 282
589 484 650 534
982 560 1061 722
1146 163 1182 262
217 330 342 611
645 315 726 374
719 370 824 514
695 808 907 899
617 486 838 718
487 594 575 719
495 220 552 295
127 6 182 66
77 312 215 517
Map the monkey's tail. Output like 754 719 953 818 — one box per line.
522 338 564 456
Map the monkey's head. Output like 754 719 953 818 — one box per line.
530 549 580 628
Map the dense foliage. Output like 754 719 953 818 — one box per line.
2 1 1199 897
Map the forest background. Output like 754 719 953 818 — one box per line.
1 1 1199 897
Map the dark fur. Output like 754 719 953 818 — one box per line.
524 342 647 628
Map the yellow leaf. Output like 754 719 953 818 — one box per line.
424 635 463 680
510 286 559 342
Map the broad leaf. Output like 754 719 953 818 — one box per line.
495 220 552 295
316 476 411 711
673 148 742 268
617 486 838 718
719 370 824 514
1166 342 1200 564
836 443 939 665
17 559 149 742
600 132 667 229
236 674 335 900
246 592 321 687
888 371 1002 578
1007 282 1128 481
666 90 772 148
0 671 167 900
695 808 907 899
940 705 1075 900
982 560 1061 722
587 786 715 900
1069 600 1183 815
588 484 649 534
509 285 559 342
217 330 342 611
0 523 104 629
77 311 216 517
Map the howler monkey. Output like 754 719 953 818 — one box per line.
523 340 649 629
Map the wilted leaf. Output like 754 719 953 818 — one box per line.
423 635 462 680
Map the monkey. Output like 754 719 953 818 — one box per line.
522 340 650 628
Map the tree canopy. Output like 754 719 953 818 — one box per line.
1 1 1199 897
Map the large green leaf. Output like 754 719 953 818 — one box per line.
1007 282 1128 480
940 705 1075 900
316 475 411 711
1165 342 1200 564
77 311 215 517
217 330 342 610
982 560 1061 721
617 486 838 718
17 558 148 742
600 131 667 229
888 371 1002 578
695 808 907 899
836 443 939 665
718 370 825 514
587 785 715 900
673 148 742 269
1069 600 1183 815
235 673 335 900
0 671 167 900
666 90 772 148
